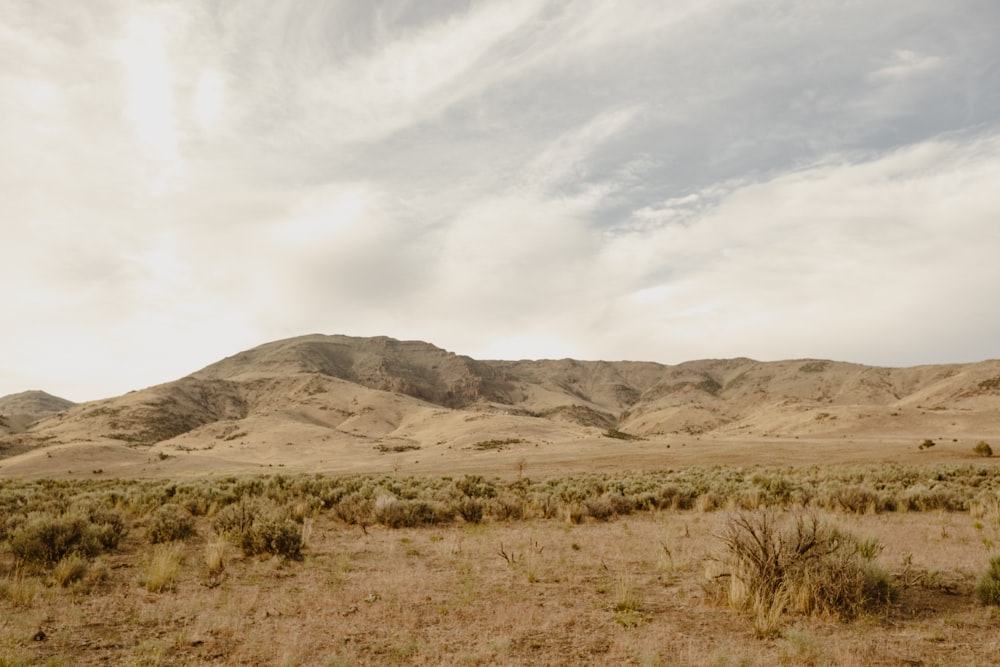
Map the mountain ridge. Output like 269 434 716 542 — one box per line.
2 334 999 476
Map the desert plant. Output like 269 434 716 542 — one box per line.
9 514 101 567
603 428 642 441
455 497 484 524
490 495 524 521
715 510 893 637
213 497 303 559
918 439 936 450
331 492 374 530
975 554 1000 606
142 544 183 592
237 514 303 559
146 503 196 543
204 537 227 577
584 496 616 521
974 441 994 458
52 553 90 588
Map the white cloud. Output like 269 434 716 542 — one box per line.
114 11 184 189
1 0 999 399
593 133 1000 364
293 0 543 143
868 49 943 82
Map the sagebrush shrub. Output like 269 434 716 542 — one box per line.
976 554 1000 606
147 503 196 543
715 510 893 637
332 492 373 527
373 494 453 528
10 515 85 565
490 495 524 521
9 514 101 567
213 497 303 559
455 497 484 524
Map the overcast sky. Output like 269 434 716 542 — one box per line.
3 1 999 402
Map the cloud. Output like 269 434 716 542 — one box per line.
593 132 1000 365
1 0 999 399
868 49 943 82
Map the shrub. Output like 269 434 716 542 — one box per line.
236 515 303 559
455 498 484 524
584 496 615 521
974 441 994 458
714 510 893 637
455 475 498 499
52 553 90 588
658 485 697 510
213 498 303 559
9 514 101 567
490 495 524 521
332 492 373 528
373 494 407 528
976 554 1000 606
918 439 936 450
603 428 642 441
373 494 453 528
147 503 196 543
825 486 880 514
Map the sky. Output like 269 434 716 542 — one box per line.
3 0 1000 402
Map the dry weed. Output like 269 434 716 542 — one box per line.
142 544 184 592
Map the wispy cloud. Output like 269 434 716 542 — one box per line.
1 0 998 399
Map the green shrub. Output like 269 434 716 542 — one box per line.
975 554 1000 606
147 503 196 543
974 441 994 458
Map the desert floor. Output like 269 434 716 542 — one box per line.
3 456 1000 666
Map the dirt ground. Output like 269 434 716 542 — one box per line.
3 502 1000 666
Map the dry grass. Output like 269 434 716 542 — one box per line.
141 543 184 593
1 469 1000 664
204 536 227 578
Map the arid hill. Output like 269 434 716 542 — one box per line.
0 390 75 437
2 334 1000 476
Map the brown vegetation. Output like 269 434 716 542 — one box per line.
2 466 1000 664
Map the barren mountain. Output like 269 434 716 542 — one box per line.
0 390 75 437
2 334 1000 477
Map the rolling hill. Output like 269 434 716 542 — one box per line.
2 334 1000 477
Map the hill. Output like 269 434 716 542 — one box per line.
2 334 1000 477
0 390 75 437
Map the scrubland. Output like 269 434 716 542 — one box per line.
2 465 1000 665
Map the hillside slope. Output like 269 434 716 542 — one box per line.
0 390 75 439
2 334 1000 476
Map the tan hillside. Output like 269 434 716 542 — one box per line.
0 390 75 438
2 334 1000 477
